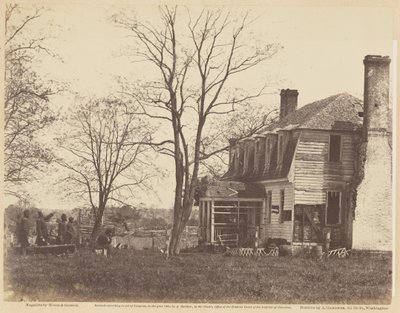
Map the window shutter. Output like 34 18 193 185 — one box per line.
279 189 285 223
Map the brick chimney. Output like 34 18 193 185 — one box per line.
353 55 392 251
280 89 298 119
362 55 390 138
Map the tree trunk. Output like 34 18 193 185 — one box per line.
91 203 105 243
167 122 201 256
90 217 102 246
168 202 193 255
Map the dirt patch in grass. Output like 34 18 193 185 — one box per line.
4 249 392 303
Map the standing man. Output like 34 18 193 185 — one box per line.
96 229 113 257
36 211 53 246
18 210 30 255
57 214 68 244
66 217 76 244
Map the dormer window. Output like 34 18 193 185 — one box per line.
257 138 266 174
235 142 244 176
242 140 253 175
277 131 288 168
239 144 244 173
278 133 284 166
229 153 235 172
247 141 254 174
254 138 262 174
329 135 341 162
264 137 271 171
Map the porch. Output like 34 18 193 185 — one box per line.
199 198 264 246
293 203 347 249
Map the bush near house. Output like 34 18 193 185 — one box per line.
4 250 391 304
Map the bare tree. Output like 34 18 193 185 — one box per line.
115 7 280 255
56 98 153 240
4 4 58 196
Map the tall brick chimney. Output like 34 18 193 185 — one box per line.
280 89 298 119
352 55 392 251
362 55 390 138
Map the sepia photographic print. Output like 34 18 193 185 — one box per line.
1 0 398 312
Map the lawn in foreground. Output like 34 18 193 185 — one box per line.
4 249 391 304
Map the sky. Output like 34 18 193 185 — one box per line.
3 2 395 210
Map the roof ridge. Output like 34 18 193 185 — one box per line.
257 92 362 134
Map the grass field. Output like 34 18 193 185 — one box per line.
4 249 392 304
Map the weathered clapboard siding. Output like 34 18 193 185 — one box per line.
294 130 359 204
262 182 294 242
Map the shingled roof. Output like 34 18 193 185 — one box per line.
222 92 363 185
259 93 363 133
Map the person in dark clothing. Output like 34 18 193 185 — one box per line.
96 229 113 256
36 211 53 246
18 210 30 255
57 214 68 244
65 217 76 244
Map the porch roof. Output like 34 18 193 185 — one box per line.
202 181 266 198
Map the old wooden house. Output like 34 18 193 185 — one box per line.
199 55 392 252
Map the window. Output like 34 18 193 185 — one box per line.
282 210 292 222
326 191 341 225
329 135 341 162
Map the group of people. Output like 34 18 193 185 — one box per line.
17 209 80 255
16 209 115 257
54 213 79 245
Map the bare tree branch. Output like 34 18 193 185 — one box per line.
4 4 60 192
57 98 154 239
115 6 281 255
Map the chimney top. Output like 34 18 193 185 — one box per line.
364 55 391 65
280 89 298 119
362 54 390 138
229 138 237 145
280 89 299 96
